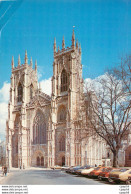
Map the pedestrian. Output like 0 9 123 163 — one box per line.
23 163 25 169
4 166 7 176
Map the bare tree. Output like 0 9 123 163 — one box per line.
109 55 131 94
85 71 131 167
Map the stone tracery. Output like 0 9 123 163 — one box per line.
59 136 65 151
17 83 23 102
33 111 46 145
61 69 68 92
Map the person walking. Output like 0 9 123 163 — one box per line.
4 166 7 176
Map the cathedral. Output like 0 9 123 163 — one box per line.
6 31 108 168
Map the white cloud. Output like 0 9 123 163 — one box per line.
0 82 10 141
37 71 42 80
40 77 52 96
0 103 8 139
85 74 107 95
0 82 10 103
84 73 111 93
37 66 45 80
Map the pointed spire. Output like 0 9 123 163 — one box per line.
30 57 33 67
62 36 65 49
11 56 14 69
35 60 37 72
76 40 78 49
18 54 21 67
72 29 75 49
54 38 57 53
58 46 60 52
79 44 81 54
24 50 28 65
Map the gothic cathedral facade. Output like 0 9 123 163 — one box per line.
6 31 107 168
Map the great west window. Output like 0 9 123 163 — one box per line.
33 111 46 144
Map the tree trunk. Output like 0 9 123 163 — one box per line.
113 150 119 167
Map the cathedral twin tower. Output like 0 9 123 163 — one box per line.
6 30 105 168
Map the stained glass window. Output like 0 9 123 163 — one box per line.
33 111 46 144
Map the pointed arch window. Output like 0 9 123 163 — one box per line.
61 69 68 92
58 106 66 122
59 136 65 151
49 143 52 155
30 84 33 99
60 108 66 121
67 142 70 152
18 83 23 102
14 115 20 128
33 111 46 145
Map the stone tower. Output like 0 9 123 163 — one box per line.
7 52 38 168
51 30 84 166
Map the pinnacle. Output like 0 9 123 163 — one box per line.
18 54 21 67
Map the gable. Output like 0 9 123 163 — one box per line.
26 91 51 108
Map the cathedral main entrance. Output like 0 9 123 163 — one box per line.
32 150 45 167
36 156 44 166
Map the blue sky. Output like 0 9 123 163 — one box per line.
0 0 131 87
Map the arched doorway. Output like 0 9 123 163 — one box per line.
37 156 40 166
62 156 65 166
33 150 45 167
41 157 44 166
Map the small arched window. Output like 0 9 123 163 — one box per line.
61 69 68 92
59 136 65 151
18 83 23 102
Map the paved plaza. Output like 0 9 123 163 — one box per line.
0 168 109 185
